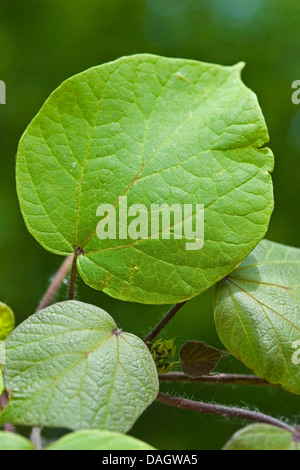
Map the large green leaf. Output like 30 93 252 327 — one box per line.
223 424 300 451
0 301 158 431
47 430 155 450
16 54 274 304
0 302 14 341
214 240 300 394
0 432 34 451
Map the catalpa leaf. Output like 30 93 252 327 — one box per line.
214 240 300 394
0 432 34 451
180 341 226 377
16 54 274 304
0 301 158 431
223 424 300 451
0 302 14 341
47 430 155 451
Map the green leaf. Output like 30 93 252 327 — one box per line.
0 370 4 396
0 301 158 431
223 424 300 451
0 432 34 450
180 341 226 377
214 240 300 394
47 430 155 450
16 54 274 304
0 302 14 341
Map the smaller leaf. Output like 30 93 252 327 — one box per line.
0 432 34 451
47 430 155 451
1 301 158 432
223 424 300 451
180 341 226 378
0 303 14 341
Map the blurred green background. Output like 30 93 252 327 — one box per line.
0 0 299 450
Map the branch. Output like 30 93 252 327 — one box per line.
37 255 74 312
159 372 275 386
144 302 187 344
156 392 295 433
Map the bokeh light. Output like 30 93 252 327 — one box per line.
210 0 265 28
144 0 192 17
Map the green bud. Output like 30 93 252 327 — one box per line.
150 338 177 374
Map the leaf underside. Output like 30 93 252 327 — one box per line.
214 240 300 395
223 424 300 451
180 341 225 377
0 301 158 431
47 430 155 451
17 54 274 304
0 432 34 451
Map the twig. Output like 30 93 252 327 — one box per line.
144 302 187 344
159 372 275 386
68 249 81 300
0 391 14 432
156 392 295 433
37 255 74 312
30 426 42 450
